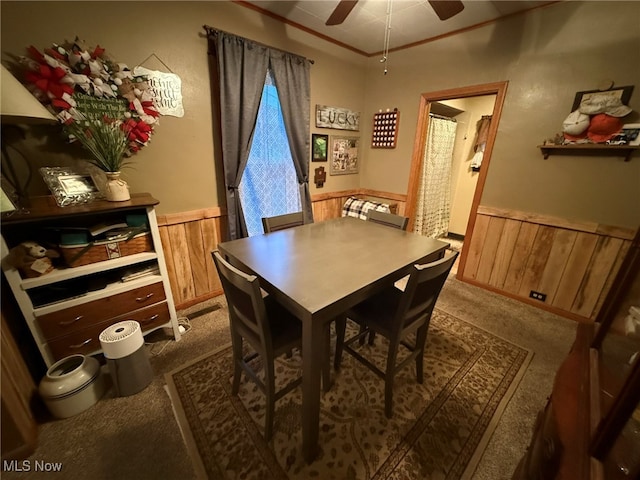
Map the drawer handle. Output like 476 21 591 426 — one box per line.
59 315 83 326
136 293 155 302
69 338 92 349
139 314 159 324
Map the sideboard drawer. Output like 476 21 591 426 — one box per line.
47 302 170 360
36 282 166 340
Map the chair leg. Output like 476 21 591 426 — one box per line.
231 333 243 395
264 360 276 441
334 316 346 371
415 324 430 384
367 331 376 346
323 323 331 392
384 343 399 418
358 324 367 345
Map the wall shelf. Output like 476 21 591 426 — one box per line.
538 144 639 162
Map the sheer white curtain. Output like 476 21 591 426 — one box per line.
413 116 457 238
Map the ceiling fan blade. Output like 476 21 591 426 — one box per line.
326 0 359 26
428 0 465 21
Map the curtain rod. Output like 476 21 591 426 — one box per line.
203 25 314 64
429 112 456 122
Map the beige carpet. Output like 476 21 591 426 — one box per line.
166 307 532 480
1 277 577 480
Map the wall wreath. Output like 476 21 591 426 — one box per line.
19 38 159 158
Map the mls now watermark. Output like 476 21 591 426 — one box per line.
3 459 63 472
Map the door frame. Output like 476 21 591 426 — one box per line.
404 81 508 278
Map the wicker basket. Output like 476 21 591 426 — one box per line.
59 232 153 267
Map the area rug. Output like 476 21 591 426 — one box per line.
166 309 531 480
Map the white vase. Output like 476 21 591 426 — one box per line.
105 172 130 202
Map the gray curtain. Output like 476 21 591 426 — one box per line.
206 28 313 239
270 53 313 226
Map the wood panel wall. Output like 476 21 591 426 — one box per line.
1 312 38 460
157 189 406 309
460 206 636 321
157 208 227 309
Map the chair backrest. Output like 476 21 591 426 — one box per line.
211 250 272 351
394 251 459 334
366 209 409 231
262 212 304 233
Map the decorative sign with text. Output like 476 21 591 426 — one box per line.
73 93 129 121
315 105 360 131
133 66 184 117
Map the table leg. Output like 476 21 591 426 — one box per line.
302 317 323 463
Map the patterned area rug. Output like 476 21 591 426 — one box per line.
166 309 531 480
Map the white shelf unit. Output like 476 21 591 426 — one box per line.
1 193 181 367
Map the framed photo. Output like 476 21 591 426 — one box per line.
571 85 634 112
40 167 101 207
311 134 329 162
330 136 360 176
622 123 640 146
58 175 98 196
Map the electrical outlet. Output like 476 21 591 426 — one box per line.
529 290 547 302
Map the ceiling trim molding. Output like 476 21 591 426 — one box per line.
234 0 370 56
235 0 561 58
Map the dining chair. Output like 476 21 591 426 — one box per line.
212 250 329 441
365 209 409 231
262 211 304 233
361 209 410 346
334 251 459 418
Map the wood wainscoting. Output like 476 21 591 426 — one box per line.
157 189 407 309
459 206 637 321
157 208 227 309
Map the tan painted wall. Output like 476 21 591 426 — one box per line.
2 1 639 230
441 96 496 236
360 1 640 229
0 1 365 215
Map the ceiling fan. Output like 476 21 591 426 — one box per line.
326 0 465 26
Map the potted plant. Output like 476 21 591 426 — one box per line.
64 116 133 201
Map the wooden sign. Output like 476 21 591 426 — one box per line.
315 105 360 131
314 166 326 188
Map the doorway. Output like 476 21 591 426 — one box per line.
404 82 509 278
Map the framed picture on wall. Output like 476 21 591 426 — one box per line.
311 133 329 162
330 136 359 176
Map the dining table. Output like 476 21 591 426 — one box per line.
217 216 449 463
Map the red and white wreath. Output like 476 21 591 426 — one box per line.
20 37 159 156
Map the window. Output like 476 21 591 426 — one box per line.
239 70 301 237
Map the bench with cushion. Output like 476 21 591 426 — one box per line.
341 196 394 220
